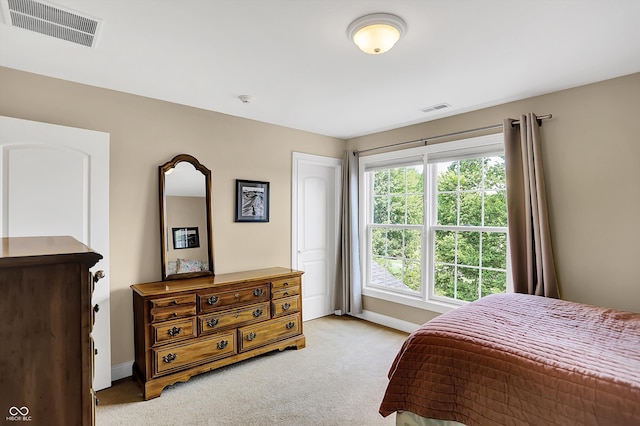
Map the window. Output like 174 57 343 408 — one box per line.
360 134 510 309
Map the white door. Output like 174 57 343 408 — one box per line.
0 116 112 391
292 153 341 321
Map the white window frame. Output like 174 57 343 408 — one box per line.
358 133 512 314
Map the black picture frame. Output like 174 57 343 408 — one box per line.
172 227 200 249
235 179 270 222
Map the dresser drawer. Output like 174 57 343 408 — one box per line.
149 294 196 323
151 294 196 309
272 295 300 317
198 283 270 313
150 304 196 323
153 332 236 376
152 317 197 346
199 302 270 335
238 313 302 352
272 285 300 300
271 276 301 291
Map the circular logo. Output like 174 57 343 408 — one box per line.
9 406 29 416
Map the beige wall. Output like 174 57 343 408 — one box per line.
350 73 640 322
2 66 639 369
0 66 345 367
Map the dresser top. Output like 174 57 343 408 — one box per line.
0 236 102 266
132 266 303 297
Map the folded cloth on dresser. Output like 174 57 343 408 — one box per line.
379 293 640 426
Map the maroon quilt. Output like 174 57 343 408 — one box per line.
379 293 640 425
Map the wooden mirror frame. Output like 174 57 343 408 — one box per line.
159 154 214 280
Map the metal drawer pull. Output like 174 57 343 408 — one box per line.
246 332 257 341
167 326 182 337
234 293 240 299
283 291 289 296
162 353 178 363
253 309 263 317
286 321 295 330
172 300 179 305
207 318 219 328
172 312 178 317
93 270 105 285
282 302 291 311
253 288 264 297
217 340 229 350
283 282 289 286
207 295 219 305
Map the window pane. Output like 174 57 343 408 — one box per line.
405 229 422 260
459 159 483 190
437 193 457 226
484 190 507 226
460 192 482 226
457 267 479 301
371 228 386 257
370 257 385 286
434 264 455 298
458 231 480 266
482 270 507 296
485 156 506 190
406 194 423 225
387 229 403 258
373 196 389 224
482 232 507 269
406 165 424 193
437 161 457 192
373 170 389 195
435 230 455 264
389 168 406 194
389 196 406 224
404 260 421 292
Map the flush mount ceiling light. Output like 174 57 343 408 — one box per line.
347 13 407 55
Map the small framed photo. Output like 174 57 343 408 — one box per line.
235 179 270 222
172 227 200 249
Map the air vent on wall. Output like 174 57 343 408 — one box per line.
420 103 451 113
1 0 102 47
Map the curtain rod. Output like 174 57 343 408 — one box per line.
353 114 552 156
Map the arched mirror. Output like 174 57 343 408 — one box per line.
159 154 214 280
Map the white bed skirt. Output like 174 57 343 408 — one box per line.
396 411 466 426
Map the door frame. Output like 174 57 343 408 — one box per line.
291 152 342 319
0 115 112 390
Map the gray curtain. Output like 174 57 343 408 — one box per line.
335 149 362 314
504 113 560 298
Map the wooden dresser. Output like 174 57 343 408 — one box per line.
131 267 305 400
0 236 102 426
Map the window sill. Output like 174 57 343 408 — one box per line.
362 286 459 315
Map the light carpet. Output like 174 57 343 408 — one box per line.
96 315 409 425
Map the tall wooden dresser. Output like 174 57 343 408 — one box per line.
131 267 305 400
0 236 102 426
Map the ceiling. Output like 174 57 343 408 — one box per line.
1 0 639 140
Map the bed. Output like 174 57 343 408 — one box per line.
379 293 640 426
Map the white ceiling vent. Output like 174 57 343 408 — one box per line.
1 0 101 47
420 103 451 113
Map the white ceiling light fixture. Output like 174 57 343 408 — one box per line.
347 13 407 55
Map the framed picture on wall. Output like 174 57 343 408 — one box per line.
235 179 270 222
172 227 200 249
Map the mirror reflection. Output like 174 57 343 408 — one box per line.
160 154 214 280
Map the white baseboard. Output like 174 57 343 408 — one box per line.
353 310 421 334
111 361 134 382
